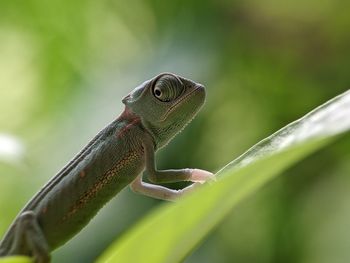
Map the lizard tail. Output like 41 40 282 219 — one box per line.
0 234 12 257
0 246 7 256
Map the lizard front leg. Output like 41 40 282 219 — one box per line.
9 211 50 263
130 174 202 201
130 135 215 201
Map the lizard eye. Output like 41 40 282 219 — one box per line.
154 87 163 98
152 75 184 102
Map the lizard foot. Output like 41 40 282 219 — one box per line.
189 169 216 184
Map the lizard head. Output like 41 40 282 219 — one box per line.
122 73 206 148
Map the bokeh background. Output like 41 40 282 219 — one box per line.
1 1 350 262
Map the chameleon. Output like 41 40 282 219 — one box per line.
0 73 214 262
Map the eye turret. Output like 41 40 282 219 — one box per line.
152 75 184 102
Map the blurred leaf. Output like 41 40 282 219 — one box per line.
0 256 32 263
97 90 350 263
218 89 350 173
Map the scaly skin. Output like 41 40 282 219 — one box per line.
0 73 214 262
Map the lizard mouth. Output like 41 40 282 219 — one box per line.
160 85 204 122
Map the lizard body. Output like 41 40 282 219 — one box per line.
0 73 214 262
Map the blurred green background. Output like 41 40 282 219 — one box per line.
1 0 350 262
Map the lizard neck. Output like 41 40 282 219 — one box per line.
119 106 158 148
119 106 183 150
118 106 140 122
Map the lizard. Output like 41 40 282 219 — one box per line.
0 73 214 263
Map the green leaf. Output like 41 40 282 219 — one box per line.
0 256 32 263
97 90 350 263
